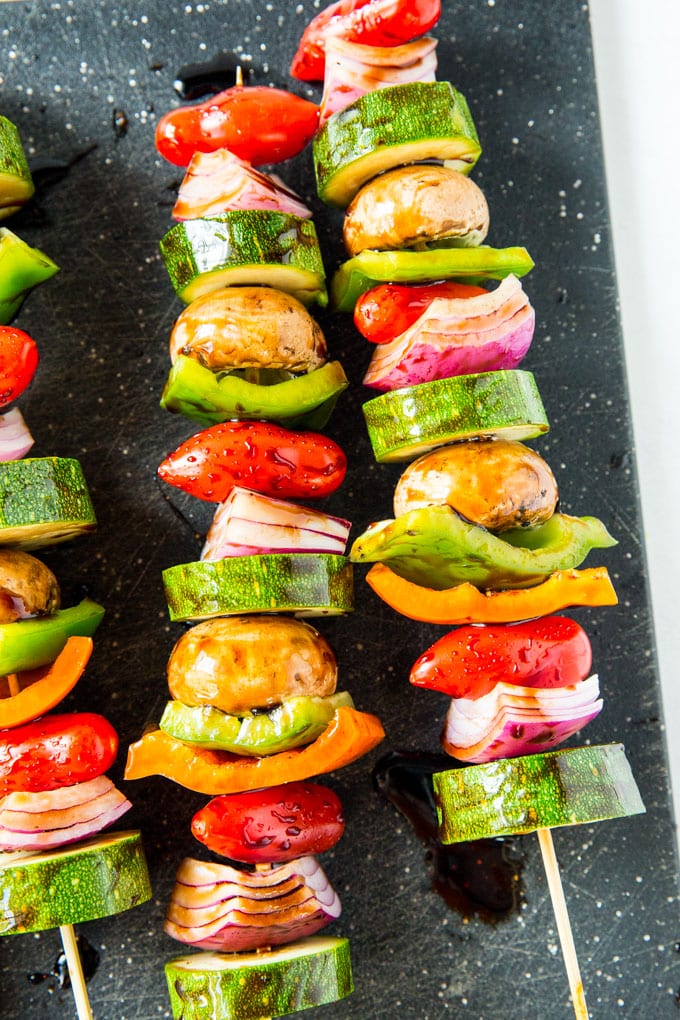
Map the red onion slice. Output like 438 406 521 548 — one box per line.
164 854 341 951
363 275 535 391
0 775 131 850
0 408 34 461
173 149 312 221
441 676 603 763
202 486 351 560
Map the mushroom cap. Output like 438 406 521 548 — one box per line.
393 439 559 532
169 286 327 372
343 164 489 257
0 549 61 622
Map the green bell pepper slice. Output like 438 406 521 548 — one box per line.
331 246 535 313
160 355 349 430
0 228 59 324
0 597 105 674
159 691 355 757
350 505 616 591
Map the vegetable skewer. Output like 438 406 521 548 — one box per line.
309 9 645 1016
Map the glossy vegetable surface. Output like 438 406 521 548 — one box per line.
365 563 619 623
191 781 345 863
0 711 118 795
410 616 592 699
158 420 347 503
0 635 93 730
125 705 385 795
155 85 320 167
354 281 487 343
351 506 616 590
290 0 442 81
0 325 39 407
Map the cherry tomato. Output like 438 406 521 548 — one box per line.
158 420 347 503
155 85 320 167
410 616 593 700
0 325 39 407
354 281 488 343
0 712 118 795
191 781 345 864
291 0 442 81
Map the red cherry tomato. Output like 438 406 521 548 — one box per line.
158 420 347 503
354 281 488 344
291 0 442 81
191 781 345 864
155 85 320 167
0 712 119 795
0 325 39 407
410 617 593 700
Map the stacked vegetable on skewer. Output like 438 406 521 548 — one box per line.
125 67 385 1019
0 115 152 1020
304 4 645 1017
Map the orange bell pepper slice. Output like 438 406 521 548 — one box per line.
0 635 94 730
125 705 385 795
365 564 618 625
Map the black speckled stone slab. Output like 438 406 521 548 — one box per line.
0 2 678 1018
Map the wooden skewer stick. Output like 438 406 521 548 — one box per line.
7 673 21 697
59 924 95 1020
536 827 589 1020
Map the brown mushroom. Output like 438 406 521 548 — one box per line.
342 163 489 257
393 439 559 532
169 285 327 373
0 549 61 623
167 615 337 714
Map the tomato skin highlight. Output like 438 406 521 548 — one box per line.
158 420 347 503
354 281 488 343
410 616 593 700
191 781 345 864
291 0 442 81
0 325 39 407
155 86 320 167
0 712 119 795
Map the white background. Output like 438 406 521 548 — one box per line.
589 0 679 827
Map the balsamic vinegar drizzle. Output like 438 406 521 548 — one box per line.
373 750 526 923
173 54 252 101
27 935 99 989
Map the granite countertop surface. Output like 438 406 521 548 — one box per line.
0 2 678 1018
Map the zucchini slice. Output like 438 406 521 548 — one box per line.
362 370 549 462
160 211 328 307
0 117 34 219
165 936 353 1020
162 553 354 622
0 830 151 934
314 81 481 208
434 744 645 843
0 456 97 549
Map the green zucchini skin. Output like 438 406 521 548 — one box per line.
160 212 328 307
434 744 645 843
0 456 97 549
313 82 481 208
0 117 34 219
362 370 550 462
162 554 354 622
0 830 152 934
165 936 353 1020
